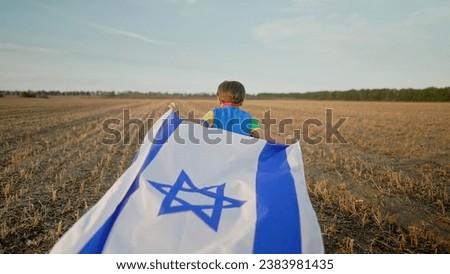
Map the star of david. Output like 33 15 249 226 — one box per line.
148 170 245 231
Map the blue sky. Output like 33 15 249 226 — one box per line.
1 0 449 94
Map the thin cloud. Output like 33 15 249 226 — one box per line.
87 22 172 46
165 0 198 4
31 2 172 46
0 42 65 54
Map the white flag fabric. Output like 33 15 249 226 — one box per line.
50 110 324 254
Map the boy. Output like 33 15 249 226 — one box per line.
201 80 262 138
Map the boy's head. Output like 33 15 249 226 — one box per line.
217 80 246 106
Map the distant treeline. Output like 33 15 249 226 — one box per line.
1 87 449 102
256 87 450 102
0 90 215 98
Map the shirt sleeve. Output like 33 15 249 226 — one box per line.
201 110 214 127
250 117 262 131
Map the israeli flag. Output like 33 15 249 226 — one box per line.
50 110 324 254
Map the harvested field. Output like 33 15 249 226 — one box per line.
1 96 449 253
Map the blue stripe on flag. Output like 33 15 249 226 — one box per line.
253 143 302 254
79 112 183 254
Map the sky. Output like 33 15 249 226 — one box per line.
1 0 449 94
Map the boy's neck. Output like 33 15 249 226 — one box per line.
221 102 240 108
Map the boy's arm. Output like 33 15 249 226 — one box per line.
250 128 262 138
166 103 212 126
201 110 214 127
249 117 262 138
249 117 289 143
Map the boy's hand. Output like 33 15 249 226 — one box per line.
168 102 178 111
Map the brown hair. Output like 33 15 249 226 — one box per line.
216 80 246 105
